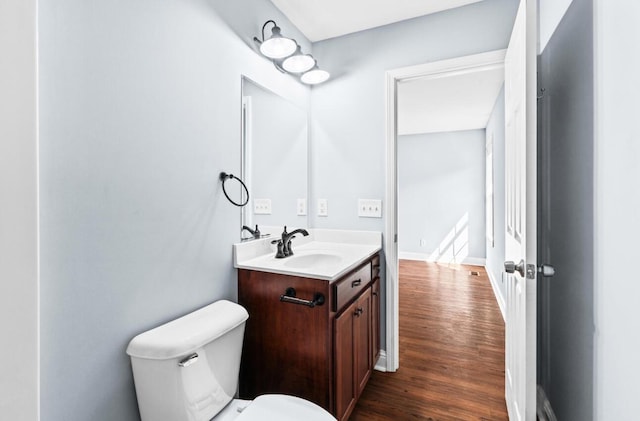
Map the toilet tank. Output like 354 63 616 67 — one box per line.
126 300 249 421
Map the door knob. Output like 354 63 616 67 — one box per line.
538 264 555 277
504 260 525 277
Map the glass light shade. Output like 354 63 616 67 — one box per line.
259 26 297 59
282 47 316 73
301 68 330 85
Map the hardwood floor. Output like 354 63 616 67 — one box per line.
350 260 508 421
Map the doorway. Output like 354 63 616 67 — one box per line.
383 50 508 371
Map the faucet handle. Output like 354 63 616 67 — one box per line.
271 239 286 258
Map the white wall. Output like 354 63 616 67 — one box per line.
37 0 308 419
398 130 486 264
0 0 39 419
594 0 640 419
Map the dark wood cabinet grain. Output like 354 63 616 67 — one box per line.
237 253 380 421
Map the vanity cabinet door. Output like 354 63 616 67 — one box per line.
334 300 357 421
334 288 372 421
354 288 372 397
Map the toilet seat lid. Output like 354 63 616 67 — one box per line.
236 394 336 421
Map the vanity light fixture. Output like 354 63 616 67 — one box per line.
254 20 330 85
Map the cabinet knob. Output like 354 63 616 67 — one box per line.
354 307 363 317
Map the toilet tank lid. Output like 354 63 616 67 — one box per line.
126 300 249 360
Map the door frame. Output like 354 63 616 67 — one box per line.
383 49 507 372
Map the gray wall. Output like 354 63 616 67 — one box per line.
398 130 486 263
485 86 506 306
594 0 640 419
310 0 518 231
309 0 518 345
538 0 594 419
37 0 308 419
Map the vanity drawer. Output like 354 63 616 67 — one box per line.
333 262 371 312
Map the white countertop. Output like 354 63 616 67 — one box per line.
233 229 382 281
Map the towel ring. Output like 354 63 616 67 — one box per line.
220 172 249 207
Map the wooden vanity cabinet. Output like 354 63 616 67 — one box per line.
237 253 380 421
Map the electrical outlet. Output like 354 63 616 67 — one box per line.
358 199 382 218
420 239 427 247
317 199 328 217
253 198 272 215
297 198 307 216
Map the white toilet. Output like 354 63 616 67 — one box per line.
126 300 336 421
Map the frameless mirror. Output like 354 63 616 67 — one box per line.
241 77 308 239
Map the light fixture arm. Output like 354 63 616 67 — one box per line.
261 20 277 42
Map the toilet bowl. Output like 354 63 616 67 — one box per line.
126 300 335 421
215 395 335 421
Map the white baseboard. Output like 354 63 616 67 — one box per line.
398 251 485 266
374 350 387 372
485 265 506 321
459 256 486 266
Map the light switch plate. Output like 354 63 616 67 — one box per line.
297 198 307 216
254 198 272 215
317 199 328 217
358 199 382 218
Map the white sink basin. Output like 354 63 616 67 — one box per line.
283 253 343 269
233 229 382 281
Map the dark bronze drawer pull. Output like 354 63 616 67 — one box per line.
280 287 325 308
351 279 362 288
372 291 379 296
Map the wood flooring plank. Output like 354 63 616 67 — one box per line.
350 261 508 421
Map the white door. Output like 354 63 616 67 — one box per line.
504 1 537 420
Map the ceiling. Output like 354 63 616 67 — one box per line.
269 0 484 42
398 66 505 135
